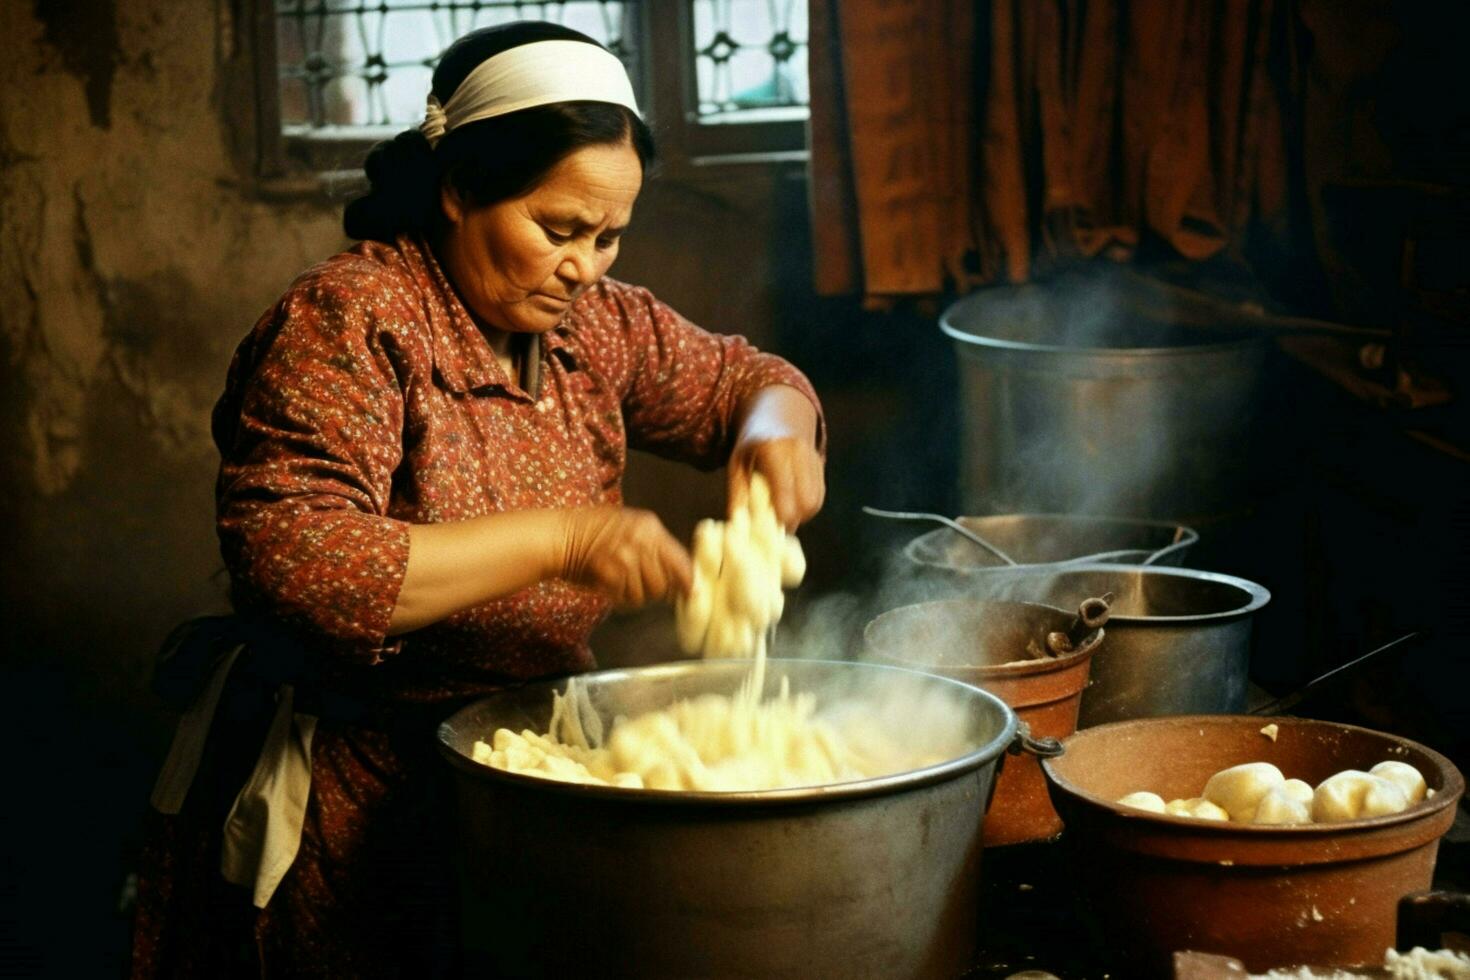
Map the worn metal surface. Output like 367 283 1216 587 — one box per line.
903 513 1198 575
973 565 1270 726
438 659 1017 979
940 279 1270 519
864 598 1101 845
1042 715 1466 977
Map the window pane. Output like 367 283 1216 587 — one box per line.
276 0 635 131
690 0 809 123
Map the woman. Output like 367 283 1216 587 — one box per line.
131 21 824 978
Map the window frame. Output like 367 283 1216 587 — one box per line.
241 0 809 188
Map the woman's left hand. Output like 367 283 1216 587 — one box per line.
728 386 825 529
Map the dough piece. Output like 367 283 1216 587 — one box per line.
1203 762 1286 822
1311 769 1410 822
1116 791 1167 814
1278 778 1314 806
1164 797 1230 821
475 674 918 793
674 473 805 660
1251 783 1312 825
1259 723 1279 742
1370 760 1427 805
780 535 807 588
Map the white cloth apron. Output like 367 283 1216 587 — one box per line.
149 644 318 909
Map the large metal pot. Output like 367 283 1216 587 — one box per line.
1042 715 1465 976
902 513 1198 577
973 564 1270 726
863 597 1104 846
941 270 1270 519
437 659 1020 979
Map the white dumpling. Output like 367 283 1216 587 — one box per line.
1312 770 1410 822
1164 797 1230 821
1278 778 1314 806
1369 761 1427 804
1252 784 1312 825
1202 762 1286 822
1116 791 1167 814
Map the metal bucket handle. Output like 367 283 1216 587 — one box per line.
1008 720 1065 759
990 721 1063 814
1044 594 1112 657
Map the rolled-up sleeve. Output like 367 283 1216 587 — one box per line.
213 272 413 657
585 279 825 467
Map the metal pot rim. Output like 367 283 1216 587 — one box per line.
437 658 1019 807
940 311 1264 357
1041 714 1467 835
863 598 1103 676
903 514 1200 573
983 563 1272 624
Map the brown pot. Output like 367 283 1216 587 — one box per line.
864 597 1100 846
1041 715 1466 977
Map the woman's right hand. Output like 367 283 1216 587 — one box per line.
558 507 692 608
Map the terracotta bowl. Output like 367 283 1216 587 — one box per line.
1041 715 1465 977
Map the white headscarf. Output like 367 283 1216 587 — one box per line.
421 39 640 147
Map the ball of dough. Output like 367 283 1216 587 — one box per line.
1117 791 1167 814
1202 762 1286 822
1311 770 1410 823
1278 778 1314 806
1252 784 1312 825
1164 797 1230 821
1370 761 1427 805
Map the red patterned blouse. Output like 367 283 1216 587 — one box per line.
130 235 822 978
214 233 820 699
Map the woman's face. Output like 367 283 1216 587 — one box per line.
437 140 642 335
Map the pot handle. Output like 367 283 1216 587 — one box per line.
1044 594 1112 657
1009 720 1064 759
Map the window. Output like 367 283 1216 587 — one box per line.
257 0 809 179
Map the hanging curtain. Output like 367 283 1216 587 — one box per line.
808 0 1298 299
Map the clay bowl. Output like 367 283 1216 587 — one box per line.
1042 715 1464 977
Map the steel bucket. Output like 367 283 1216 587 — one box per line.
438 659 1021 979
972 565 1270 726
941 270 1270 519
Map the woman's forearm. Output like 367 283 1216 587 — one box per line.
387 509 566 635
728 385 826 528
734 384 820 448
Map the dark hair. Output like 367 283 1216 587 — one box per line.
344 22 655 243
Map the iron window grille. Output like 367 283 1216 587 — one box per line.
259 0 808 178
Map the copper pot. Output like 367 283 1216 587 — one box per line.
1041 715 1465 976
864 597 1104 846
